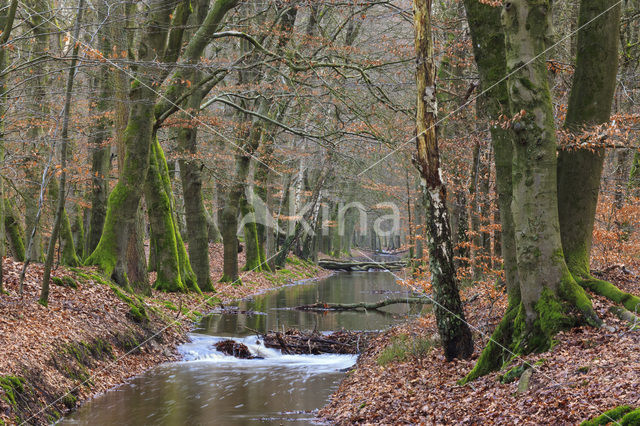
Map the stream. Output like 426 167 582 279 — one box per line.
61 269 425 425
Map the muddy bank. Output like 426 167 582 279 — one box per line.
0 248 328 425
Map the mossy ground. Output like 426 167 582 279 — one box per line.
580 405 637 426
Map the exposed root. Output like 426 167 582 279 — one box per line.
580 278 640 314
460 301 518 384
609 306 640 330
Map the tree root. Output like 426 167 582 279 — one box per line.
460 301 518 385
580 278 640 313
609 306 640 331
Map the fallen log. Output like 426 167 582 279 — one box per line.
262 329 371 354
317 259 406 271
295 297 432 311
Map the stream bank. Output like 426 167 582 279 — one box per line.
0 246 328 425
60 269 423 425
318 270 640 424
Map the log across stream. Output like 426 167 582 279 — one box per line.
62 270 427 425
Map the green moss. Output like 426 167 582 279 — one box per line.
146 139 193 294
581 405 633 426
52 276 78 289
559 273 601 327
461 301 518 384
112 330 141 352
499 363 532 384
69 268 93 283
0 376 24 407
161 300 178 311
84 183 129 277
61 393 77 409
219 274 241 286
4 205 25 261
376 334 435 366
621 409 640 425
205 297 221 307
581 278 640 313
513 288 572 354
109 284 149 322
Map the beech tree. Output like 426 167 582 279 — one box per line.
463 0 640 381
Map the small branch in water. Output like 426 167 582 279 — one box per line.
317 259 406 271
295 297 432 312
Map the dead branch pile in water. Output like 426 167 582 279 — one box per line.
261 329 372 355
214 339 256 359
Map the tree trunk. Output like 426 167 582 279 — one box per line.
557 0 621 280
41 0 84 305
220 150 251 282
240 191 263 271
413 0 473 361
146 138 199 293
4 200 24 261
85 0 179 285
496 0 598 354
48 180 80 266
0 0 17 292
177 84 215 291
85 47 113 256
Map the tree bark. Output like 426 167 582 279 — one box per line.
85 0 182 285
85 4 113 257
413 0 473 361
0 0 17 292
505 0 600 349
41 0 84 305
4 200 24 261
146 139 199 292
557 0 621 279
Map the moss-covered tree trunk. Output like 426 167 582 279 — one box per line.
85 4 113 257
148 0 238 291
220 151 251 282
463 0 603 382
85 0 181 286
4 200 24 261
413 0 473 361
178 120 214 290
504 0 601 345
145 138 199 293
240 192 263 271
557 0 621 280
0 0 17 292
462 0 524 379
254 142 274 270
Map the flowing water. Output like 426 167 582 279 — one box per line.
62 270 425 425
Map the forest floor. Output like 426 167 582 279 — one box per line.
0 243 329 425
319 267 640 425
